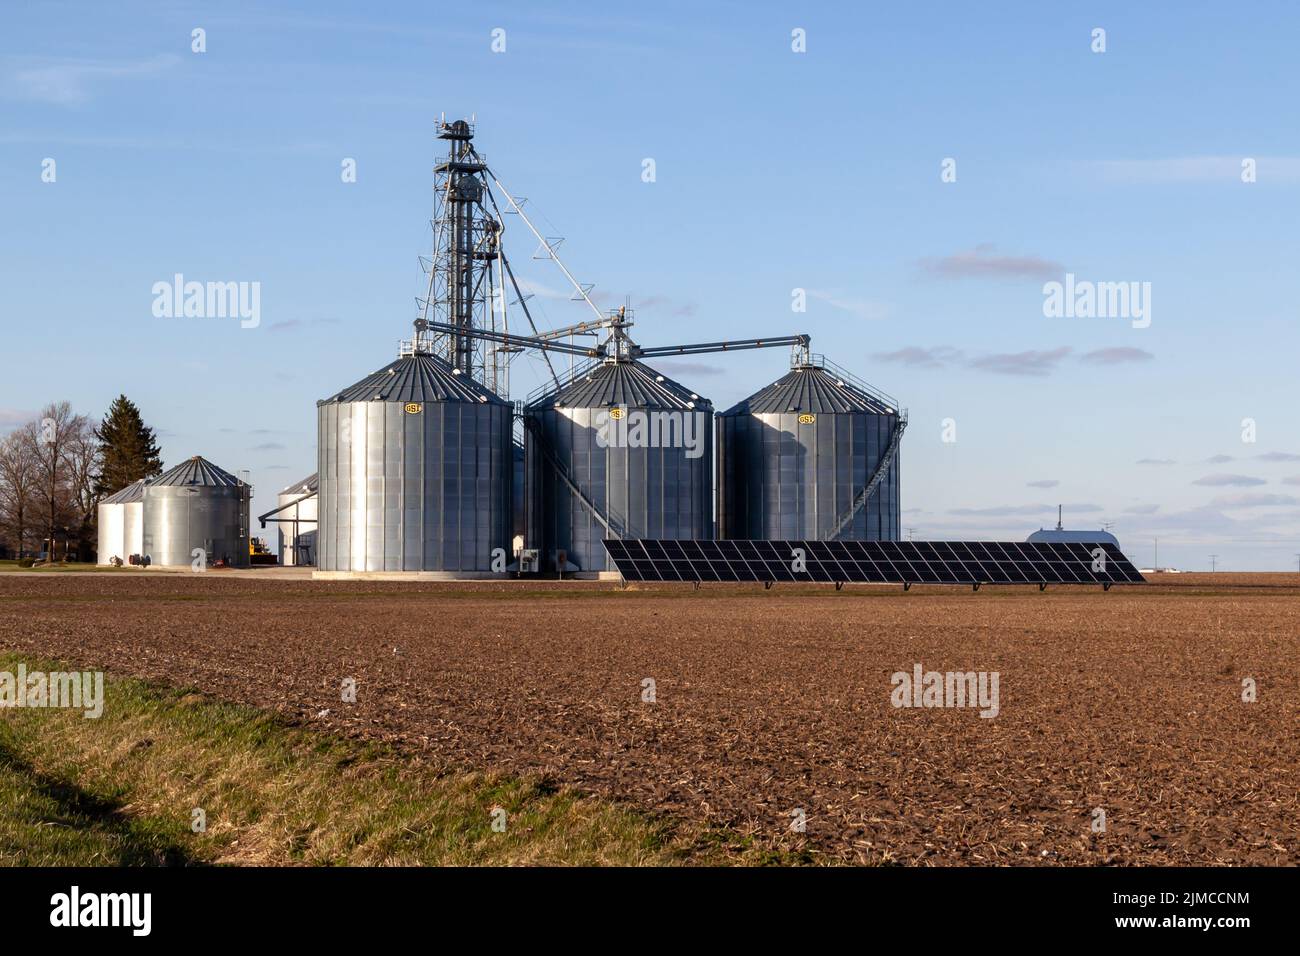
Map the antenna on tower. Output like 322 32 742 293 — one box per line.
1056 504 1063 531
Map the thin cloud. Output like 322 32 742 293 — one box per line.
1256 451 1300 462
948 503 1101 517
969 347 1072 377
873 344 1144 377
1123 504 1160 515
807 290 888 321
1192 474 1267 487
0 408 35 429
1087 156 1300 184
1209 492 1300 508
1205 454 1234 464
1080 347 1154 365
269 318 341 333
1026 479 1059 489
7 54 180 106
872 346 963 368
919 244 1063 280
652 360 725 378
252 442 286 451
1137 458 1176 466
1283 476 1300 486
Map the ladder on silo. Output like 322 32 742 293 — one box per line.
829 412 908 540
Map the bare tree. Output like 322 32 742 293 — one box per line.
65 417 102 560
21 402 88 561
0 428 39 558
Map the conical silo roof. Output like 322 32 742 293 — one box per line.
321 353 508 406
279 472 318 496
722 364 895 416
101 478 149 503
151 456 245 488
530 360 710 411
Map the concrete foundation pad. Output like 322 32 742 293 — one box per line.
312 570 512 581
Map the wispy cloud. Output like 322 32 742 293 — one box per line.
1026 479 1059 489
1208 492 1300 508
918 244 1063 280
807 290 888 321
968 347 1072 377
1123 504 1160 515
1205 454 1234 464
252 442 286 451
652 360 725 377
6 54 180 106
269 318 341 334
947 503 1101 517
1136 458 1176 466
873 344 1151 377
1080 347 1154 365
0 408 35 429
1192 474 1267 487
1085 155 1300 184
1256 451 1300 462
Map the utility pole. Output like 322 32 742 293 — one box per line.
905 527 917 542
1153 537 1158 572
1209 554 1218 572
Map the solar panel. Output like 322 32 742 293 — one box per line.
602 539 1145 588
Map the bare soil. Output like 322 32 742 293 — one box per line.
2 573 1296 865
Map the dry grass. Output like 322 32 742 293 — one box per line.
0 654 796 866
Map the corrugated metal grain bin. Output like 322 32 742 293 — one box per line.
142 457 251 567
97 478 147 564
525 359 713 574
316 351 513 573
718 355 903 541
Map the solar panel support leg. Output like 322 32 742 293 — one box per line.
693 580 700 591
1103 582 1112 592
835 581 844 591
972 583 980 592
903 582 911 591
1039 582 1047 592
764 581 773 590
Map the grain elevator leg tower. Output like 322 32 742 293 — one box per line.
314 119 516 579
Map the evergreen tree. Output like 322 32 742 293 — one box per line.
94 395 163 496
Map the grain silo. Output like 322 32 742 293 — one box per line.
525 355 713 575
142 457 251 567
97 478 146 564
718 353 905 541
275 473 318 566
315 350 514 576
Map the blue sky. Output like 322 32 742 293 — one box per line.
3 0 1298 569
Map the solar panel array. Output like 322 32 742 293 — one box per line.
602 539 1145 586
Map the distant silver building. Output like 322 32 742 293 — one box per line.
97 479 147 564
525 358 713 574
142 457 250 568
718 353 904 541
316 350 514 575
275 473 318 566
1027 507 1120 547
